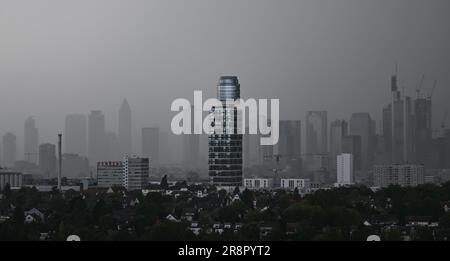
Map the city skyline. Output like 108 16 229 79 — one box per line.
1 0 449 150
1 0 450 244
0 71 447 168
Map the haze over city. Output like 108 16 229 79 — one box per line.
2 0 450 246
1 0 449 158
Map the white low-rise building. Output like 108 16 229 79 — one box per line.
0 170 22 190
244 178 272 190
280 178 310 191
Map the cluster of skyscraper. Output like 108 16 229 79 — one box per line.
218 72 449 188
0 96 204 183
0 100 131 178
0 72 448 189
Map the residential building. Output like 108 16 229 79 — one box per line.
280 178 310 191
97 161 123 188
244 178 273 190
373 164 425 187
336 153 354 186
123 156 149 191
0 169 22 190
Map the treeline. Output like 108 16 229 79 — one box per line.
1 182 450 241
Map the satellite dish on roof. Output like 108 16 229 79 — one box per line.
67 235 81 241
367 235 381 241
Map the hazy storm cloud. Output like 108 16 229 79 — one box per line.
0 0 449 156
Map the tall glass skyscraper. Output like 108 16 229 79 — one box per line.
208 76 243 187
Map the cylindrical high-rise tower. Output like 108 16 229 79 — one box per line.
208 76 243 188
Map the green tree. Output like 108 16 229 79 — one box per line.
2 183 11 199
241 222 260 240
12 205 25 224
383 228 402 241
241 189 254 208
160 175 169 190
439 213 450 229
92 199 109 223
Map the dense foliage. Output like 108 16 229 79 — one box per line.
1 182 450 241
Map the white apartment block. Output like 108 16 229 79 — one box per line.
0 170 22 190
280 178 310 191
244 178 272 190
336 153 354 186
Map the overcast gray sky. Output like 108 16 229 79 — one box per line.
1 0 449 156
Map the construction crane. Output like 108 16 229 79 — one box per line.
427 80 437 100
416 74 425 99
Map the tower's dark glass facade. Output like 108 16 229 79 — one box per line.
208 76 243 187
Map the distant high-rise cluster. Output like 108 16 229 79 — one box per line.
142 127 159 167
88 110 106 164
382 74 414 164
329 120 348 172
306 111 328 155
0 71 448 191
349 113 375 170
39 143 56 178
64 114 87 156
239 70 449 189
2 132 16 168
